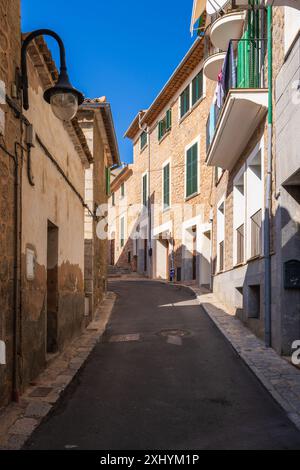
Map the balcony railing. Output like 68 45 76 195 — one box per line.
251 209 262 258
206 37 267 153
236 223 245 264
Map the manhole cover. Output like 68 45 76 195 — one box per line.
158 329 190 338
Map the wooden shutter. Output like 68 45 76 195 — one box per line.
186 143 198 197
166 109 172 130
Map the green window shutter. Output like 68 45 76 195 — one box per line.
158 121 162 141
192 71 203 106
141 131 147 150
180 86 190 118
121 182 125 197
105 167 111 196
163 164 170 209
186 143 198 197
166 109 172 130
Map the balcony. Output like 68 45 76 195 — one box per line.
203 51 226 81
265 0 300 7
206 38 268 170
210 11 246 51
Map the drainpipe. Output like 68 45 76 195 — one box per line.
264 5 273 348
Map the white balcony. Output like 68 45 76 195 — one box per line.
210 11 246 51
203 52 226 81
265 0 300 8
206 89 268 170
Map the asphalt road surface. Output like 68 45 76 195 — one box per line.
25 281 300 450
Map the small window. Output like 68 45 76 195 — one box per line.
192 70 203 106
121 182 125 198
142 173 148 207
250 209 262 258
163 163 170 210
180 85 190 119
128 251 131 264
158 109 172 141
120 217 125 248
112 192 115 206
186 142 198 198
140 131 148 151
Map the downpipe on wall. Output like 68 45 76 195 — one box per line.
264 5 273 348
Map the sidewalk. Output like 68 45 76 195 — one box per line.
0 292 116 450
180 283 300 431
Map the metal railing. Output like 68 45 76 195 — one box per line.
206 37 267 153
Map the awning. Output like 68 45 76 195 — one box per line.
190 0 206 35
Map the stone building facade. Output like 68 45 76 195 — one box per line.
192 1 300 355
113 38 215 286
0 0 22 406
108 165 135 271
78 98 120 322
0 1 119 407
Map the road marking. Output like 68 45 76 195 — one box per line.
167 336 183 346
108 334 140 343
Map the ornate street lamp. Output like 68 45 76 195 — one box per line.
21 29 84 121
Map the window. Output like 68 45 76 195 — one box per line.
192 70 203 106
180 70 204 119
186 142 198 198
163 163 170 210
247 285 261 319
219 241 224 272
180 85 190 119
105 167 111 196
246 147 263 260
120 216 125 248
121 182 125 198
236 224 245 264
128 251 131 264
140 131 148 151
158 109 172 141
112 192 115 206
233 168 245 265
250 209 262 258
142 173 148 207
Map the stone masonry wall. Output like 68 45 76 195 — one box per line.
0 0 21 407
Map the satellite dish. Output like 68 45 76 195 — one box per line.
206 0 229 15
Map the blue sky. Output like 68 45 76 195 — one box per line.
21 0 195 163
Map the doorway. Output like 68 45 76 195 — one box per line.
47 221 59 354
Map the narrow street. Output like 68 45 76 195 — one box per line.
25 281 300 450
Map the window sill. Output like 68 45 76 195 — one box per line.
185 192 199 202
247 254 262 263
162 206 171 213
158 130 171 145
179 96 205 125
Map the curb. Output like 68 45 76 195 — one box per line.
177 283 300 432
0 292 116 450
